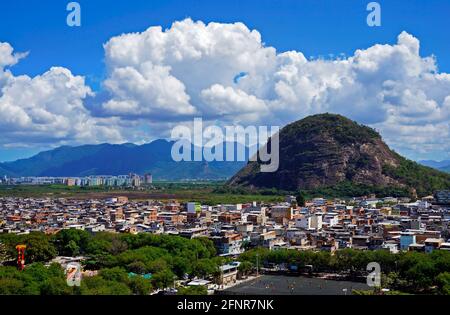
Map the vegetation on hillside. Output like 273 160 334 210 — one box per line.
281 113 380 145
303 181 412 198
383 154 450 197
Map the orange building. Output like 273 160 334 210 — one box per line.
218 212 241 224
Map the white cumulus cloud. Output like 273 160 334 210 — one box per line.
0 46 125 147
94 20 450 160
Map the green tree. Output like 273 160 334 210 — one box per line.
177 285 208 295
146 258 169 274
152 269 175 289
296 191 306 207
110 239 128 255
0 278 26 295
40 277 73 295
404 258 436 291
80 276 131 295
52 229 91 256
0 242 10 265
194 237 217 258
99 267 129 283
128 276 153 295
381 272 408 290
0 263 68 295
191 259 218 278
436 272 450 295
65 240 80 257
238 261 253 277
0 234 19 259
127 261 147 274
85 238 112 256
23 233 57 263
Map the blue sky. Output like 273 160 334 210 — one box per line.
0 0 449 161
3 0 450 79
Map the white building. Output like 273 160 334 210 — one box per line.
323 213 339 227
296 214 323 230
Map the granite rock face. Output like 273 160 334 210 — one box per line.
229 113 450 196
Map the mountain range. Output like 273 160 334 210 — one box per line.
229 114 450 197
0 140 247 181
419 160 450 173
1 113 450 195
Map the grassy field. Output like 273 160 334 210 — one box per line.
0 182 284 205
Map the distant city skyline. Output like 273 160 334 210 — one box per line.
1 0 450 162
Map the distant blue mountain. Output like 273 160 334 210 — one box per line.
419 160 450 173
0 140 249 180
440 165 450 173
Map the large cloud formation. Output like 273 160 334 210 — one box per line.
1 19 450 160
97 19 450 159
0 43 123 147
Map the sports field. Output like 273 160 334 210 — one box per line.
221 275 371 295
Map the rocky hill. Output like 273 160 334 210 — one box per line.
228 114 450 197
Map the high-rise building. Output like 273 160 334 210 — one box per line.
129 173 141 187
144 173 153 184
66 178 76 186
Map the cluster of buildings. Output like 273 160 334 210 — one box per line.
1 191 450 257
0 173 153 187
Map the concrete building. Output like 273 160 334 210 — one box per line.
400 232 416 251
271 206 293 224
296 214 323 230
